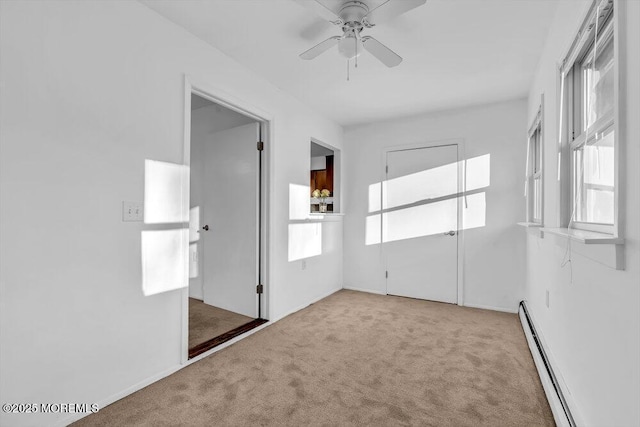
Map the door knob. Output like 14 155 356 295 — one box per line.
202 225 209 231
443 230 456 236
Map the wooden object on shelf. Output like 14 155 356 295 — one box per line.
310 155 334 195
325 155 334 194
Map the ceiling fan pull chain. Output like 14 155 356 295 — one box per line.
347 59 350 81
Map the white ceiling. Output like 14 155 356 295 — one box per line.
191 94 256 132
142 0 559 127
311 141 334 157
191 94 214 110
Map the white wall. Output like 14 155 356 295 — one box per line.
524 1 640 425
0 1 343 426
343 99 528 312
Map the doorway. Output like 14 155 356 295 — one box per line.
187 93 267 358
383 143 461 304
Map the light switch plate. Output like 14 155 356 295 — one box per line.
123 201 144 222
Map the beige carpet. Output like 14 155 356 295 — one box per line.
75 290 554 426
188 298 253 349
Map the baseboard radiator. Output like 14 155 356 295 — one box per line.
519 301 577 427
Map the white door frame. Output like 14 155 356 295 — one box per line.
182 75 273 364
381 138 466 306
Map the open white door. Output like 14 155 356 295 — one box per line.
201 122 260 318
383 144 459 304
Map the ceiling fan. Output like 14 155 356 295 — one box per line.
297 0 427 68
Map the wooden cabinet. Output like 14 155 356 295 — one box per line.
310 155 334 212
310 155 334 195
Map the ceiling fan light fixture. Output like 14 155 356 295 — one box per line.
338 35 363 59
297 0 427 68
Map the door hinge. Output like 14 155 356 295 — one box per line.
257 141 264 151
385 270 388 278
385 165 388 174
256 284 264 294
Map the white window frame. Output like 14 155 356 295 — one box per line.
527 98 544 225
560 0 620 236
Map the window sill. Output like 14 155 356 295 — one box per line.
541 227 624 245
517 222 544 228
295 213 344 222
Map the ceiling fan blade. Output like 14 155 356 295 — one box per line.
300 36 341 60
364 0 427 26
293 0 343 24
362 36 402 67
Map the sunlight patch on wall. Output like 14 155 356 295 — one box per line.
144 159 189 224
462 192 486 230
370 154 490 213
188 207 200 279
368 182 381 213
289 183 311 220
365 193 486 245
365 214 381 246
383 198 458 243
189 206 200 242
288 223 322 261
189 243 198 279
365 154 490 245
288 183 324 262
141 229 189 296
382 162 458 210
142 159 190 296
465 154 491 191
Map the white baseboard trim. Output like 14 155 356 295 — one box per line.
519 303 582 427
342 286 386 296
65 289 347 426
66 287 342 426
463 302 518 314
56 363 183 427
272 286 342 322
342 290 518 313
